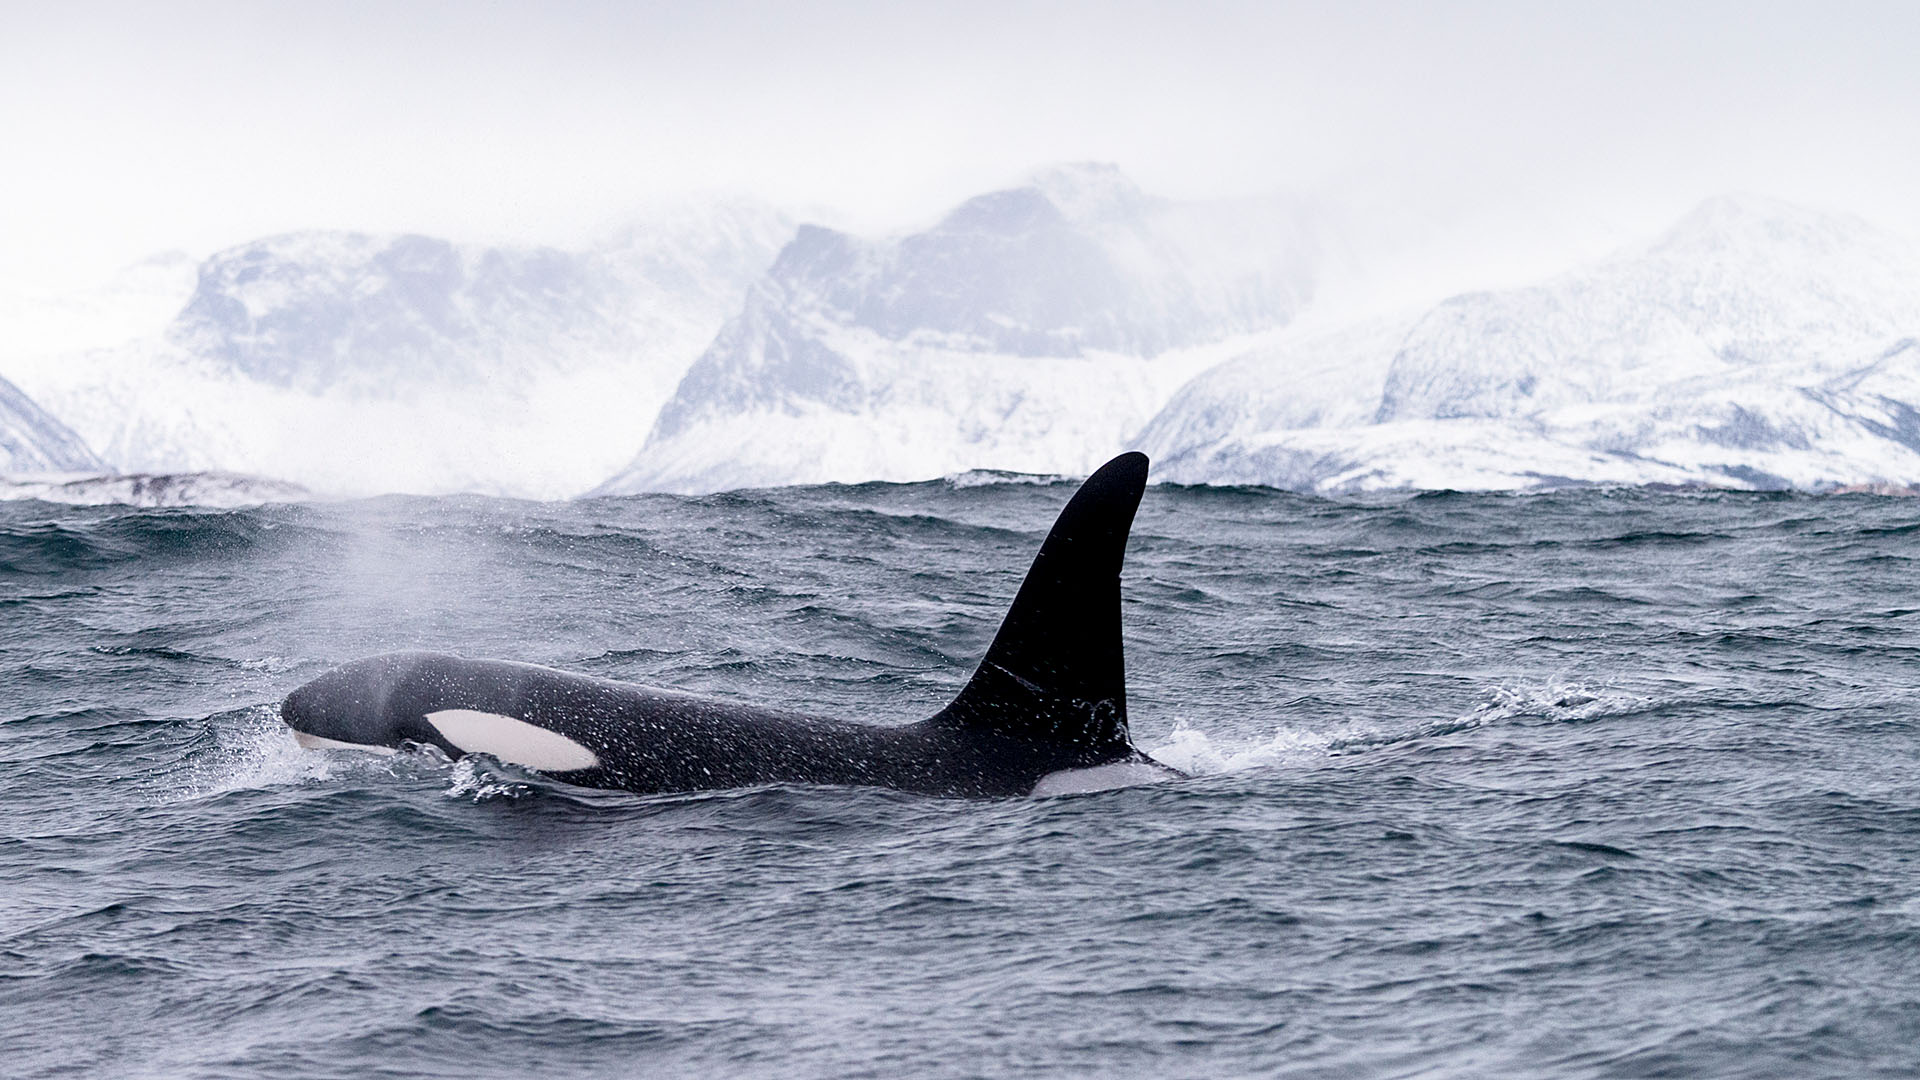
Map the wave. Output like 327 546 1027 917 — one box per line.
156 705 336 802
941 468 1075 489
1147 680 1658 776
0 506 325 575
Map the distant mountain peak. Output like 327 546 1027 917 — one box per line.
767 223 864 284
934 187 1071 235
1026 161 1154 222
925 163 1153 235
1649 193 1886 260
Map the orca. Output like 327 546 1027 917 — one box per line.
280 452 1181 797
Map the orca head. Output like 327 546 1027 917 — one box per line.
282 652 602 773
279 651 458 754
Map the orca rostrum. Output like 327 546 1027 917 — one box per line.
280 452 1180 797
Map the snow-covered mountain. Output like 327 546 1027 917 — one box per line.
596 164 1325 493
170 233 628 393
9 199 792 497
0 374 102 473
170 200 790 395
1141 196 1920 492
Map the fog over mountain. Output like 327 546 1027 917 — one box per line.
4 172 1920 500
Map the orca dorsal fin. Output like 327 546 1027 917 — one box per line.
930 452 1148 752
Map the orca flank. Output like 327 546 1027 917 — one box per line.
280 452 1179 797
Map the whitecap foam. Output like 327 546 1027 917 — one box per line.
1145 719 1383 776
444 756 535 802
1444 681 1657 733
943 469 1073 489
160 704 335 802
1143 681 1655 777
158 703 461 802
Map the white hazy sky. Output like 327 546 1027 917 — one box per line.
4 0 1918 293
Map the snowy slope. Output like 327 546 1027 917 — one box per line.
0 374 103 473
597 164 1324 493
1142 197 1920 492
11 199 792 498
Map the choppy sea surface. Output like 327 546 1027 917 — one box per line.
3 479 1919 1079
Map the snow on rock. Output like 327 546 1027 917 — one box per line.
597 164 1324 494
0 374 103 473
1137 316 1416 483
1143 197 1920 493
0 471 309 508
12 199 793 499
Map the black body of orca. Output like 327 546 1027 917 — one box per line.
280 452 1180 797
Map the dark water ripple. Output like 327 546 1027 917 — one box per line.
3 483 1920 1077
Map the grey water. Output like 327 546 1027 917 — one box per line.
3 480 1918 1078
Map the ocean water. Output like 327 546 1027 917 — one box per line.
3 480 1918 1079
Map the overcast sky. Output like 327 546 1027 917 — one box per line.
4 0 1917 293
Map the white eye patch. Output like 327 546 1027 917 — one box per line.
424 709 601 772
